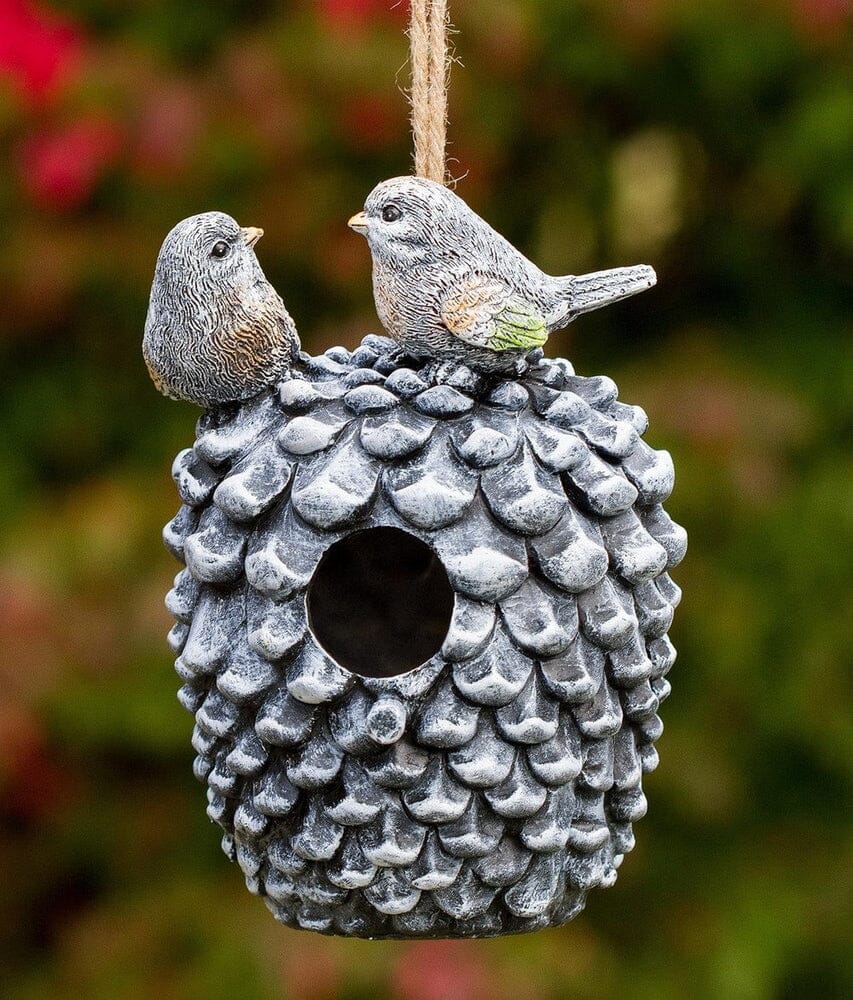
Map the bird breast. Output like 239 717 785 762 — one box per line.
372 261 407 340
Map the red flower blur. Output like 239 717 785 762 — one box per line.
790 0 851 40
19 117 122 211
317 0 409 32
341 92 400 149
0 707 71 824
0 0 81 103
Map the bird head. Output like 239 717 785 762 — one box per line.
349 176 475 269
151 211 265 308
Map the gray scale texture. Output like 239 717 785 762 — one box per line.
163 335 686 938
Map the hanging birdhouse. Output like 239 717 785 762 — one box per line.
163 336 686 938
146 0 687 940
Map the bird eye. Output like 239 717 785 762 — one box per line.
210 240 230 258
381 204 402 223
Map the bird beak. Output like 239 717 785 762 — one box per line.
348 211 369 235
241 226 264 248
571 265 657 316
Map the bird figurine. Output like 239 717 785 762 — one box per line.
349 176 656 375
143 211 300 406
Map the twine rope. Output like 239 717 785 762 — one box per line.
409 0 449 184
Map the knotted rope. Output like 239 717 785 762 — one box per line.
409 0 449 184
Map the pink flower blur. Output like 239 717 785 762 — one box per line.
133 83 205 180
19 118 122 211
391 942 494 1000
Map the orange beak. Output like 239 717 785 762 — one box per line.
241 226 264 248
348 212 369 235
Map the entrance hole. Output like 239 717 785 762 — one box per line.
306 527 455 678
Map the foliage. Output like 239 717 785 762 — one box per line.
0 1 850 998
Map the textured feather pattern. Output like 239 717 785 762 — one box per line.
163 336 685 938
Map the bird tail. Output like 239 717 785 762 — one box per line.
560 264 657 320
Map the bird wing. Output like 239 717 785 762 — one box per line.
440 276 548 352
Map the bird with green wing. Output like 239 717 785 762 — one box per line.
349 176 656 377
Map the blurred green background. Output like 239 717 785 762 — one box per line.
0 0 850 997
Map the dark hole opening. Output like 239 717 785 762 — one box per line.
307 527 455 678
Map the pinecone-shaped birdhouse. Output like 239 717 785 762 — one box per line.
164 335 686 938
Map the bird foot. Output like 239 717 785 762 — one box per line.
419 359 494 395
420 359 455 385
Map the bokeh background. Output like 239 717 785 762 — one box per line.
1 0 850 997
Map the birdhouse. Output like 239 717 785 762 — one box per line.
164 335 686 938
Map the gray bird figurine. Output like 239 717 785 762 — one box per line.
349 176 656 375
143 211 300 406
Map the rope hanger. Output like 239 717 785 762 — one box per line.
409 0 449 184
